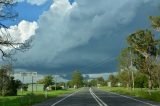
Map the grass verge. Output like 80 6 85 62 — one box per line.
0 88 77 106
99 87 160 102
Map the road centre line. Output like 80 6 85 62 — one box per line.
89 88 108 106
91 90 108 106
90 88 103 106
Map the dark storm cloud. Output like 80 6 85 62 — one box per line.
13 0 160 77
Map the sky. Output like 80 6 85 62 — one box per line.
1 0 160 81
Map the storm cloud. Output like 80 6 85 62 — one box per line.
13 0 160 76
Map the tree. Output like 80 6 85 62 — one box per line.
7 77 22 96
127 29 159 90
37 75 54 89
0 0 31 60
83 80 89 87
72 71 84 88
149 16 160 31
97 77 105 86
117 70 131 87
118 48 132 69
89 79 97 87
134 72 148 89
0 1 32 95
152 64 160 88
67 80 74 88
108 74 118 87
0 65 22 96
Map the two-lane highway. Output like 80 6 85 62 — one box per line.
51 88 98 106
32 87 160 106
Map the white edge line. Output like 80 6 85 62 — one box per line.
51 90 79 106
100 89 157 106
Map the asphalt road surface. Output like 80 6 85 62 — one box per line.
32 87 160 106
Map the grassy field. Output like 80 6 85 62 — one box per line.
99 86 160 102
0 88 77 106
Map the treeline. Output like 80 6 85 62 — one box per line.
36 71 84 90
39 71 106 89
67 71 107 88
108 16 160 91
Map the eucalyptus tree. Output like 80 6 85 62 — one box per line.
72 70 84 88
127 29 159 90
149 16 160 89
149 16 160 31
151 61 160 89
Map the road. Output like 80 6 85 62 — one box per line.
32 87 160 106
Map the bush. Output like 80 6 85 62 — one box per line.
0 68 22 96
51 86 63 90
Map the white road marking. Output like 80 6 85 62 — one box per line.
51 90 79 106
90 88 103 106
101 89 157 106
90 88 108 106
91 91 108 106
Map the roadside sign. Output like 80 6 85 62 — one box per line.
20 72 37 77
18 72 38 94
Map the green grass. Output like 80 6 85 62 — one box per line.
99 86 160 102
0 88 77 106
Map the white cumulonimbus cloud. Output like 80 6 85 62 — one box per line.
0 20 38 51
9 20 38 43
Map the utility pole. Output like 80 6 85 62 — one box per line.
125 67 131 90
130 49 135 90
20 72 25 95
55 75 57 91
32 76 33 93
22 75 24 95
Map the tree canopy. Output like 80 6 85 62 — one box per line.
72 70 84 88
37 75 54 89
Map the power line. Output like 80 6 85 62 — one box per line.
80 57 116 70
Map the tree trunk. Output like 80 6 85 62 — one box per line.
132 71 135 91
148 75 152 95
146 56 152 95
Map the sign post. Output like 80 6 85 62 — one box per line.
20 72 37 94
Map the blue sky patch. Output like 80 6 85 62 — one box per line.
1 0 52 27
